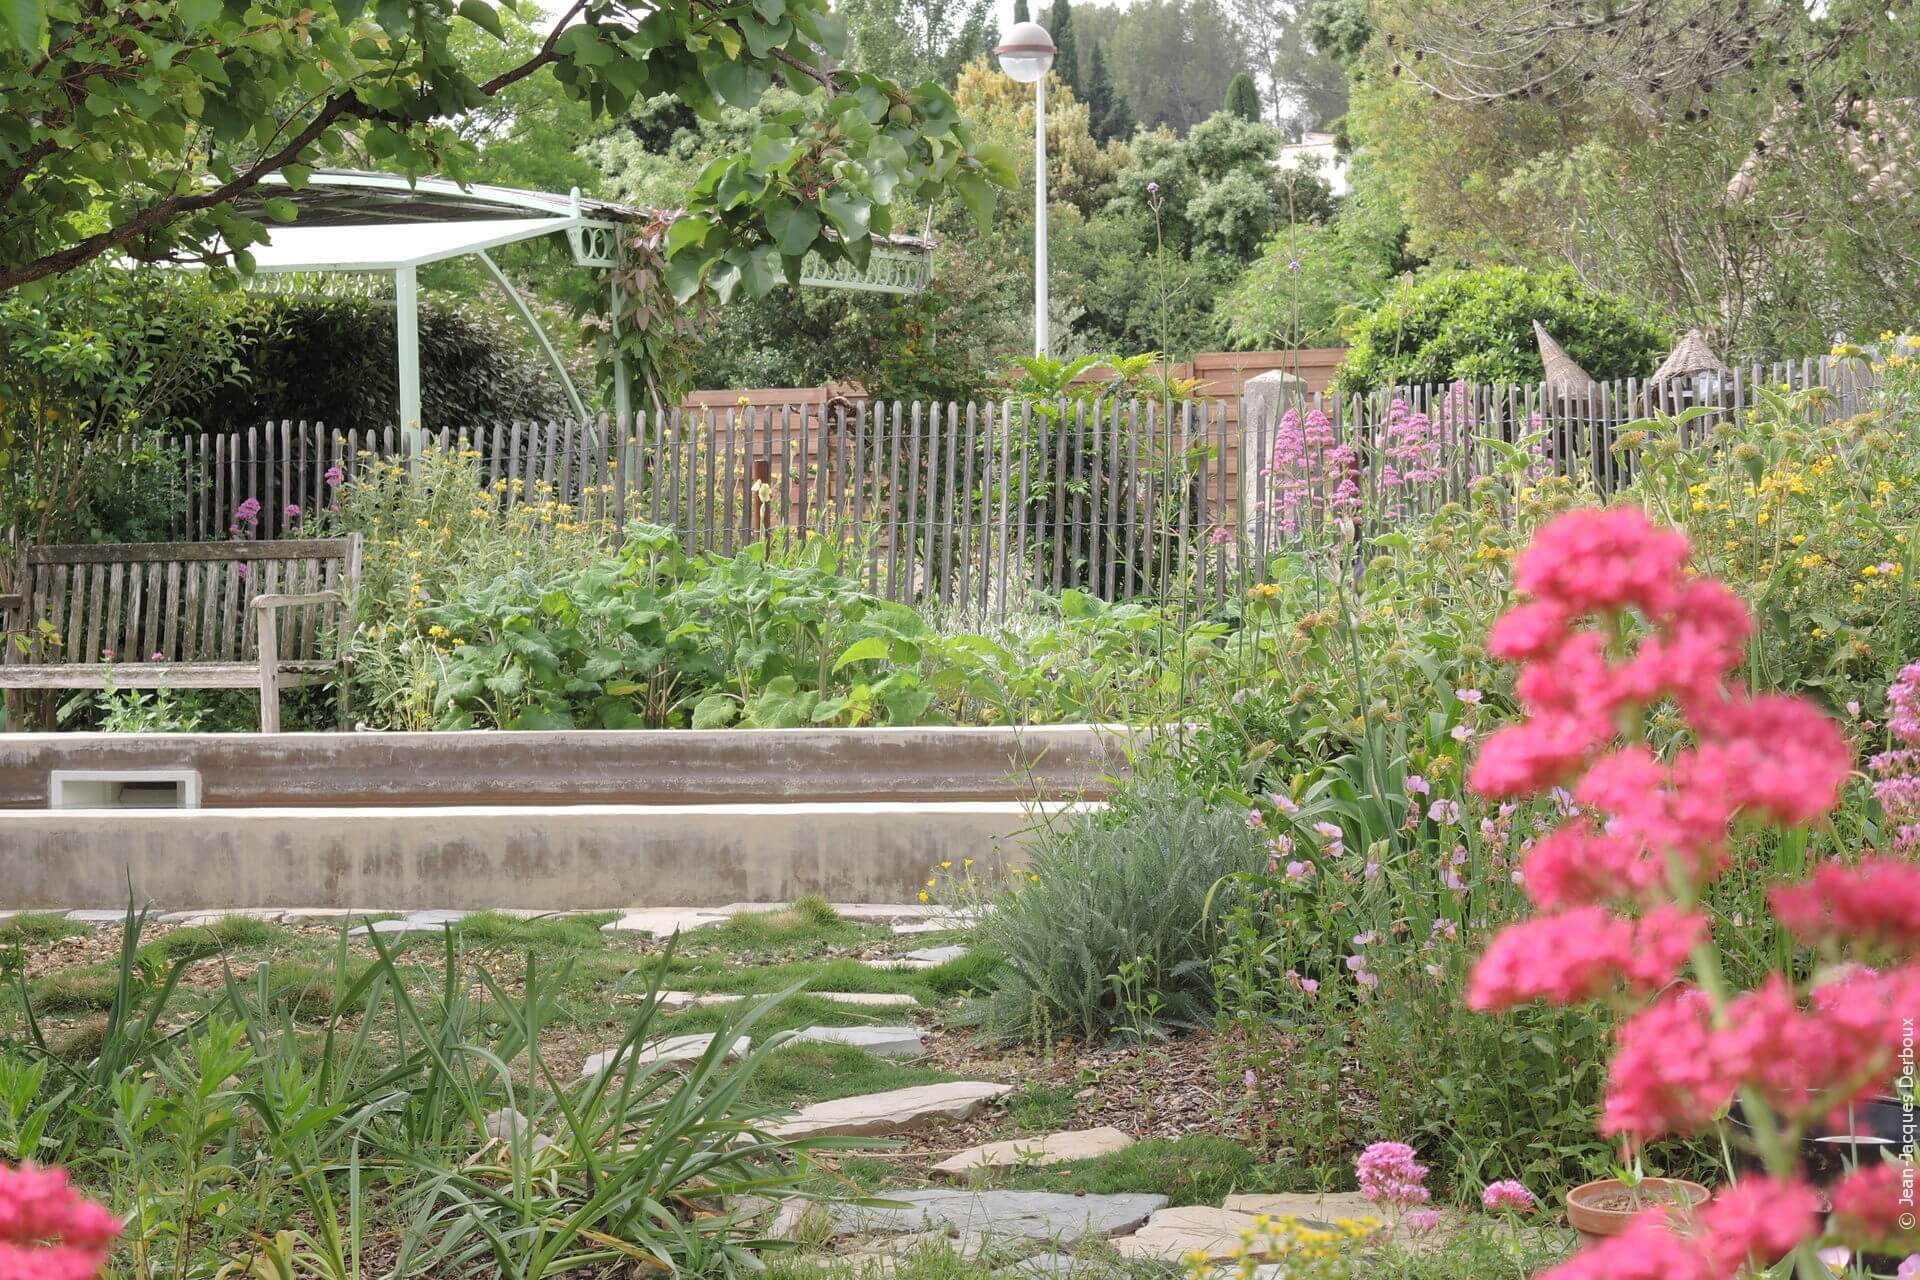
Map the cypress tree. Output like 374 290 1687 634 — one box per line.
1013 0 1029 25
1047 0 1079 94
1086 44 1133 143
1224 71 1262 122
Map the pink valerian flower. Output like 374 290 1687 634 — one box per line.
1685 690 1853 828
1771 859 1920 956
1827 1161 1920 1253
1467 905 1703 1011
1602 968 1920 1143
1511 507 1691 618
1536 1210 1714 1280
283 503 302 520
1481 1180 1536 1213
1207 526 1234 546
1402 1208 1443 1233
1536 1177 1819 1280
1874 664 1920 853
232 497 262 527
0 1163 120 1280
1262 408 1362 535
323 464 346 487
1355 1142 1430 1207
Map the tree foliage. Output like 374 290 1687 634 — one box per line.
1082 44 1135 144
0 0 1007 316
1334 266 1669 392
1224 72 1262 122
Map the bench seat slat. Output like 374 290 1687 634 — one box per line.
25 540 353 565
0 663 335 690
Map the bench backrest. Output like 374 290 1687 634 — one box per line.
4 537 362 666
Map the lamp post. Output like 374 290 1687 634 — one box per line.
995 21 1056 358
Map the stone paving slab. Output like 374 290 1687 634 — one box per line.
1112 1207 1265 1262
792 1025 927 1058
579 1033 750 1078
64 909 131 924
932 1127 1135 1179
828 1191 1167 1244
1219 1192 1379 1225
601 909 731 937
768 1082 1013 1139
156 908 288 925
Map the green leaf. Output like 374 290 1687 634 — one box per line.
178 0 221 31
737 243 781 297
457 0 505 38
834 636 891 671
665 214 713 258
765 202 821 256
691 692 738 729
952 171 995 231
262 197 298 223
3 0 45 49
709 58 772 110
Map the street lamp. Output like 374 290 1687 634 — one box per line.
995 21 1056 358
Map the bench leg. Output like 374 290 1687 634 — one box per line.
257 610 282 734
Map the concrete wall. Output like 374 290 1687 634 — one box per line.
0 725 1138 809
0 801 1069 910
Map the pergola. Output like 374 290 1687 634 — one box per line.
203 169 936 453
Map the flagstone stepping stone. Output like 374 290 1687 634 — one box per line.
1112 1207 1267 1262
932 1127 1135 1179
768 1082 1014 1138
481 1107 557 1157
806 991 920 1009
792 1025 927 1057
994 1253 1114 1279
879 944 970 969
579 1034 751 1079
828 1191 1167 1244
64 910 132 924
1219 1192 1379 1226
893 920 967 936
279 907 382 923
601 909 730 937
158 908 286 925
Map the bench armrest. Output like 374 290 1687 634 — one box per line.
250 591 342 612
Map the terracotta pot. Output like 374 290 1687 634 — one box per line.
1565 1177 1710 1246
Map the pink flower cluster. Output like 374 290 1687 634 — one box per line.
1355 1141 1430 1207
1376 397 1449 519
1481 1180 1536 1213
1466 510 1850 1013
1468 904 1702 1009
0 1163 119 1280
1262 407 1361 536
1539 1176 1821 1280
1871 662 1920 854
1771 859 1920 955
1827 1161 1920 1252
1602 965 1920 1139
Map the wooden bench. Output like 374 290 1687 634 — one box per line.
0 536 362 732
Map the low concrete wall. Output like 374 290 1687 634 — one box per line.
0 801 1068 910
0 725 1137 809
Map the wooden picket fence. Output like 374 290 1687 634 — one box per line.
146 352 1876 616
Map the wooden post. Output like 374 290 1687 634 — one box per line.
256 602 281 734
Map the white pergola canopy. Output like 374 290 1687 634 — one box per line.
173 169 935 446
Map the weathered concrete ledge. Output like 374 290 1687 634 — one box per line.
0 801 1072 910
0 725 1139 810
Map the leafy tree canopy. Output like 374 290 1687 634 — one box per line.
0 0 1012 307
1334 265 1669 392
